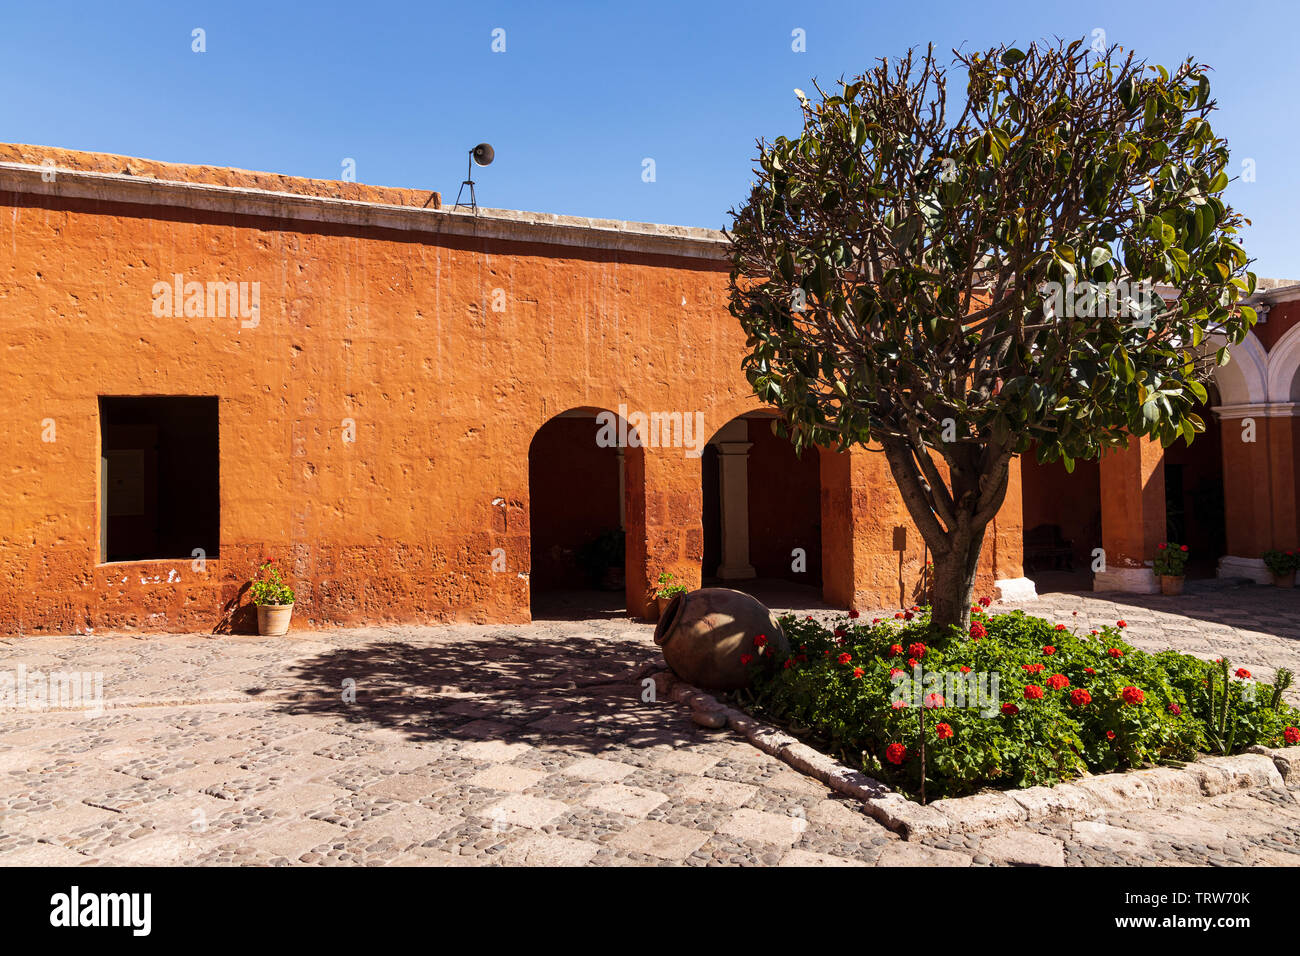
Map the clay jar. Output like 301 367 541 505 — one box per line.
653 588 788 690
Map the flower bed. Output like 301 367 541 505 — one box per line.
735 602 1300 801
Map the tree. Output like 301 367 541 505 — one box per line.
726 39 1256 634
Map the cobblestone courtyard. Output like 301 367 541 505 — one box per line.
2 583 1299 866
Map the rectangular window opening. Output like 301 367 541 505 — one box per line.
99 396 220 563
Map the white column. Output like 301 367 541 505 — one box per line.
714 419 756 580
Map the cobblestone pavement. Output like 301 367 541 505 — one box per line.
1 583 1298 866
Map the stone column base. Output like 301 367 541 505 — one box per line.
1093 567 1158 593
994 577 1038 602
717 564 756 580
1217 555 1274 585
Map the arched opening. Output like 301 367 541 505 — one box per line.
1020 448 1102 593
528 408 643 619
1161 383 1226 577
700 412 822 605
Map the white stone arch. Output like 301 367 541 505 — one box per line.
1266 321 1300 403
1206 330 1268 407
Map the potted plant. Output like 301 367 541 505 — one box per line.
1153 542 1188 595
1263 549 1298 589
651 571 688 618
249 558 295 635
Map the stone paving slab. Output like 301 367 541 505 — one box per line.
1 589 1299 866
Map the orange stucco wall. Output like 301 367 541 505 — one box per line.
0 146 1024 634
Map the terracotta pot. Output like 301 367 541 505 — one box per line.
653 588 788 691
1159 575 1184 596
257 603 294 636
655 595 672 619
1274 573 1296 590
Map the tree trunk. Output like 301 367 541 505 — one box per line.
927 526 986 636
879 437 1012 636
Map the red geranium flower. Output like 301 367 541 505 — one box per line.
1106 730 1116 740
935 722 954 740
907 658 919 668
1001 703 1019 716
885 743 908 765
1107 648 1124 659
754 635 767 647
1285 727 1300 745
889 644 904 656
1023 685 1044 700
891 699 907 710
908 642 926 659
1168 703 1182 716
740 653 753 666
894 612 905 620
979 596 992 607
1069 689 1092 707
1116 620 1127 628
853 667 865 679
1158 543 1167 550
1235 668 1252 679
1046 674 1069 690
969 622 987 639
872 618 882 624
889 667 904 678
1022 663 1045 674
848 609 860 619
959 665 972 673
1180 545 1188 552
783 659 794 670
837 652 852 665
1121 686 1145 706
1043 645 1056 655
1053 624 1065 632
924 693 945 709
903 611 915 621
1084 667 1095 675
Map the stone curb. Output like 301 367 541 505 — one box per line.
662 670 1292 840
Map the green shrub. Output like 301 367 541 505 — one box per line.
1263 549 1299 578
1152 542 1189 577
736 604 1300 801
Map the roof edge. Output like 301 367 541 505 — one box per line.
0 158 730 260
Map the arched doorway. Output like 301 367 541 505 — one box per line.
1020 448 1102 593
1161 384 1226 577
700 412 822 603
528 408 644 618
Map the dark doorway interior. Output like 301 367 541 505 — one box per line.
528 414 625 617
1161 395 1226 578
99 396 219 563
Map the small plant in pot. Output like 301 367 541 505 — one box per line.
651 571 688 619
1153 542 1189 595
1263 549 1298 589
249 558 295 635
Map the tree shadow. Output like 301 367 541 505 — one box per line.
256 630 688 754
213 582 257 635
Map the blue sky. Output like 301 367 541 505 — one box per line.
3 0 1297 276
